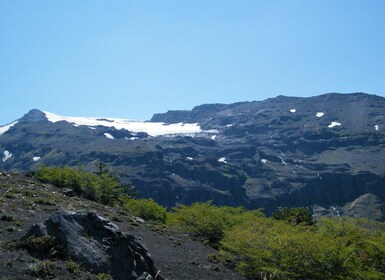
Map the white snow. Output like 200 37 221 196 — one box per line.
33 156 41 162
104 133 114 139
0 121 18 135
316 112 324 118
186 157 193 161
261 159 267 164
43 111 203 137
218 157 227 163
374 125 379 131
289 109 296 113
126 137 139 140
226 124 233 127
278 156 287 166
328 121 341 128
211 135 217 140
2 151 12 162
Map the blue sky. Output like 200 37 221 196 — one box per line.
1 1 385 125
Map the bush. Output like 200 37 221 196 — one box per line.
36 165 131 206
272 207 314 226
27 260 56 277
221 217 385 279
167 201 263 244
17 236 57 257
120 195 167 223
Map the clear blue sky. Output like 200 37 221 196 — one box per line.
1 1 385 125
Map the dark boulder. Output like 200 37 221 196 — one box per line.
22 211 162 280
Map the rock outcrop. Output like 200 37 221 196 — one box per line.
22 211 162 280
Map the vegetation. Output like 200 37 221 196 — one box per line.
36 164 129 206
167 201 263 244
27 260 56 277
32 166 385 279
272 207 314 226
120 195 167 223
17 236 57 257
222 217 385 279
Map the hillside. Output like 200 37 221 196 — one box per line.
1 92 385 219
0 171 245 279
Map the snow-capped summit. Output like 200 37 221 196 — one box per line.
43 111 203 137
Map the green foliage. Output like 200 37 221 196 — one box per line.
273 207 314 226
27 260 56 277
120 195 167 223
167 201 263 244
95 273 113 280
36 165 133 206
17 236 56 256
221 216 385 279
66 260 81 274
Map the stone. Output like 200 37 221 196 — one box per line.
22 211 162 280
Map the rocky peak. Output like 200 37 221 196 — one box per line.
18 109 48 123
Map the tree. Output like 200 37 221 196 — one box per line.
272 207 314 226
94 161 109 176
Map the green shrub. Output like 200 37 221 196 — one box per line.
221 217 385 279
273 207 314 226
17 236 56 256
36 165 132 206
96 273 113 280
27 260 56 277
121 195 167 223
167 201 263 244
66 260 81 274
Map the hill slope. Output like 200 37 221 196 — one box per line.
0 172 245 279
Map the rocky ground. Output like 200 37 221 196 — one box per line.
0 172 245 280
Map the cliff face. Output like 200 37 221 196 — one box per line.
1 93 385 219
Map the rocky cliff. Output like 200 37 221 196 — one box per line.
1 93 384 219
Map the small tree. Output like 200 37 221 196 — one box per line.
94 161 109 176
272 207 314 226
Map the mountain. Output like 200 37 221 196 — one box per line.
1 92 385 219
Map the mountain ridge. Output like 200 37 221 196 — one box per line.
1 92 384 220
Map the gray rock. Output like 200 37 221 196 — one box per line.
22 211 162 280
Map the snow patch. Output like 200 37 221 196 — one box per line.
186 157 193 161
328 121 341 128
2 151 12 162
278 156 287 166
261 159 267 164
44 111 203 137
225 124 233 127
218 157 227 163
289 109 296 113
211 135 217 140
33 156 41 162
0 121 18 135
374 125 379 131
104 133 114 139
126 136 139 140
316 112 324 118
